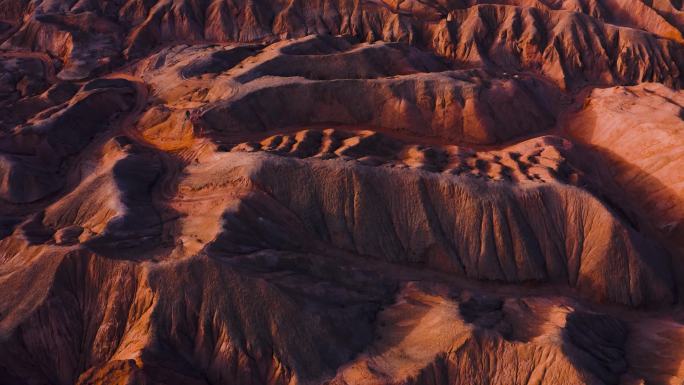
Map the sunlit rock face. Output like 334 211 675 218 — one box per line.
0 1 683 384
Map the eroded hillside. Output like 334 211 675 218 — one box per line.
0 1 683 384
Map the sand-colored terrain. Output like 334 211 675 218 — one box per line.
0 1 683 384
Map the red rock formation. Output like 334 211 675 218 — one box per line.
0 0 683 384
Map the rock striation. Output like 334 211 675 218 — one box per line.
0 0 683 384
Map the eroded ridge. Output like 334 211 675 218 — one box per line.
230 128 581 184
0 1 683 385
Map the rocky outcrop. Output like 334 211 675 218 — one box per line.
202 70 558 144
567 83 684 244
0 244 391 385
0 78 137 203
434 5 684 89
1 0 683 87
0 1 683 384
198 151 674 306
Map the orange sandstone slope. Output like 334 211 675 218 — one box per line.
0 1 684 384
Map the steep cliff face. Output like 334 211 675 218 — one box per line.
0 0 683 384
1 0 684 87
566 82 684 300
196 151 674 306
568 83 684 245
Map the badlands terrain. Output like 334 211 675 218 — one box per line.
0 0 684 384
